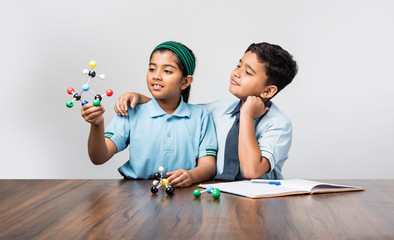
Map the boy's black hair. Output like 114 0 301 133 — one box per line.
152 43 196 103
246 42 298 96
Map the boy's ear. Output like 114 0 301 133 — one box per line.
181 75 193 90
259 85 278 99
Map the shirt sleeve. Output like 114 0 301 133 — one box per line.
199 102 215 112
258 120 292 173
198 110 218 158
104 114 131 153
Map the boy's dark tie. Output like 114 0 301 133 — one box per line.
214 100 271 181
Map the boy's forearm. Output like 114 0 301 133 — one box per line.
188 156 216 183
238 115 270 179
87 123 111 165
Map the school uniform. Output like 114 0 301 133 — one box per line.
203 99 292 180
105 97 217 179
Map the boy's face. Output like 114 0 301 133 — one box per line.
229 51 269 101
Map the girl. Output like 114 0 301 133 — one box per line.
81 41 217 187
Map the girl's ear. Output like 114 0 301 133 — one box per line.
181 75 193 90
259 85 278 99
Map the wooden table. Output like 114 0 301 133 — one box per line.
0 179 393 239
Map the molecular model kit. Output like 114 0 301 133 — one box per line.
193 186 220 199
66 60 113 108
151 167 175 195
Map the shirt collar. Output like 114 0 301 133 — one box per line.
225 99 272 117
148 96 191 118
226 100 242 117
172 97 191 118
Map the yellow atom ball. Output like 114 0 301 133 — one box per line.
161 179 169 186
89 60 96 68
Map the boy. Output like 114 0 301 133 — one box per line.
115 42 298 180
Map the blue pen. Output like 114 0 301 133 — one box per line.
250 180 281 185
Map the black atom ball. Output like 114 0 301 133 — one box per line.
73 93 81 101
166 186 175 195
94 94 102 101
153 173 161 180
88 71 96 77
151 186 158 194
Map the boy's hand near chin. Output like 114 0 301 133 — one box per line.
166 169 194 187
241 96 269 119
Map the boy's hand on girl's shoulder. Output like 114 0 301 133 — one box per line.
114 92 140 116
241 96 269 119
166 169 193 187
81 103 105 126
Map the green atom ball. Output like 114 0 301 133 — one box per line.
66 101 74 108
193 189 201 198
93 99 101 106
212 188 220 199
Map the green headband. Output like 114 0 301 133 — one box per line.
151 41 195 76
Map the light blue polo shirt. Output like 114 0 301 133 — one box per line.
202 99 292 179
104 97 217 179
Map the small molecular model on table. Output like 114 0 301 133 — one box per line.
151 166 175 195
193 186 220 199
66 60 113 108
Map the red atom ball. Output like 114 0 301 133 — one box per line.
106 89 113 96
67 87 75 95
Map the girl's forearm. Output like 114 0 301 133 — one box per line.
87 123 111 165
188 156 216 183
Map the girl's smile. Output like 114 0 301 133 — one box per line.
152 84 164 90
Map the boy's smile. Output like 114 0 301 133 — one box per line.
229 51 269 101
230 78 240 86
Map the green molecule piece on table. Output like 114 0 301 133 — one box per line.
193 186 220 199
193 189 201 198
212 188 220 199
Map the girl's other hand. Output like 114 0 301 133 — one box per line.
166 169 193 187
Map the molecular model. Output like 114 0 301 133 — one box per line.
151 166 175 195
66 60 113 108
193 186 220 199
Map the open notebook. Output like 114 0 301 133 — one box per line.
199 179 364 199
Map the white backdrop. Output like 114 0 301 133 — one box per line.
1 0 393 179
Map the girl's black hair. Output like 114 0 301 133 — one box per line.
151 43 196 103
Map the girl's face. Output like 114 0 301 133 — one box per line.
147 51 185 102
